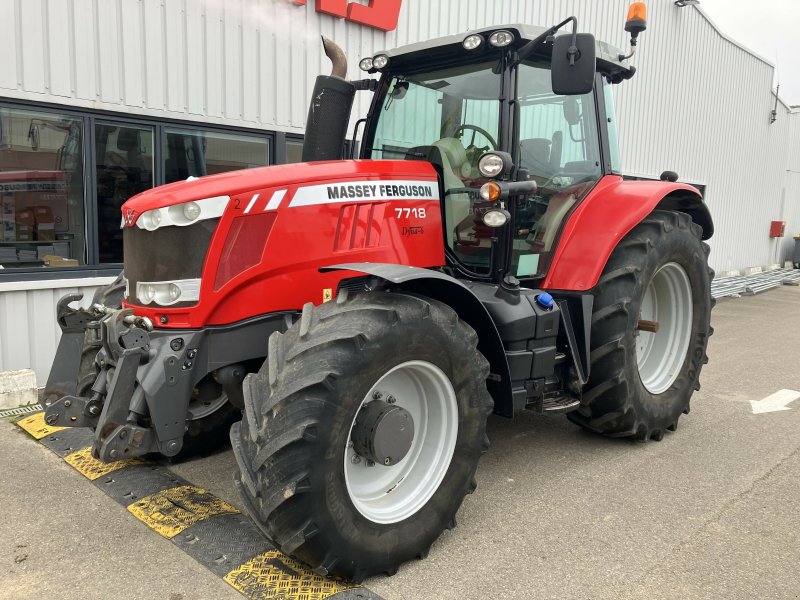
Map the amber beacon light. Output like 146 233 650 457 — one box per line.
625 2 648 37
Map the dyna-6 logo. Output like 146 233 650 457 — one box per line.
293 0 402 32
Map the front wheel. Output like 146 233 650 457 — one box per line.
231 291 492 581
569 210 714 440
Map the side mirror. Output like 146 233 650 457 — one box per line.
551 33 597 96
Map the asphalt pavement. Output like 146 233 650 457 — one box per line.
1 285 799 600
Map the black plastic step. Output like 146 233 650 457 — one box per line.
542 396 581 414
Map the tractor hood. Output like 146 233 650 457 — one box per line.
120 159 444 329
122 160 436 218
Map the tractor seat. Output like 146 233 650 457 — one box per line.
405 139 472 247
519 138 553 178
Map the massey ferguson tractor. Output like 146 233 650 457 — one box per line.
43 3 714 582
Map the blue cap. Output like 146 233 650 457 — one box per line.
535 293 554 310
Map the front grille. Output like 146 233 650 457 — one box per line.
123 219 218 306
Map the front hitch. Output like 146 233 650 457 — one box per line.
42 294 104 408
44 307 160 461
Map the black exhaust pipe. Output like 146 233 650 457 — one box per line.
302 37 356 162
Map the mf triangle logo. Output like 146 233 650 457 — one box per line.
293 0 402 32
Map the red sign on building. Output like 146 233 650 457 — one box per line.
293 0 402 32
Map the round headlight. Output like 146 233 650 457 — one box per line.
478 153 506 178
359 57 374 71
489 30 514 47
463 34 483 51
168 283 182 302
141 209 162 231
183 201 201 221
372 54 389 69
483 209 510 228
140 284 156 303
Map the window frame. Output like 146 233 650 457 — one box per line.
0 96 287 282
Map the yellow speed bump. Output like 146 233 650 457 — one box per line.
16 412 67 439
64 447 146 480
128 485 239 538
224 550 356 599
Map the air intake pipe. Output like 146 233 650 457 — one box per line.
302 37 357 162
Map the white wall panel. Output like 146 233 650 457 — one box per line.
0 281 113 383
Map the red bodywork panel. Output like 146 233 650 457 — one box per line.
543 175 705 291
121 160 444 328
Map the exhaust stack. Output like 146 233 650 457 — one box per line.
302 37 357 162
322 36 348 79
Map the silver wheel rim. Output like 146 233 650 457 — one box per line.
636 262 694 394
344 360 458 525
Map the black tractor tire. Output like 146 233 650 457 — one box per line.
78 272 239 458
231 291 492 582
569 210 714 440
177 395 241 459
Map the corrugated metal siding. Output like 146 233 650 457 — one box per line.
0 283 106 383
613 4 799 272
1 0 799 379
2 0 797 267
0 0 662 133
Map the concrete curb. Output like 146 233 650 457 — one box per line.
0 369 38 410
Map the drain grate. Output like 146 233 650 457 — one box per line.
0 403 42 419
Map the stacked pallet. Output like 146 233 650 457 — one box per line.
711 269 800 299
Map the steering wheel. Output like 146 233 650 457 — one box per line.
453 125 498 150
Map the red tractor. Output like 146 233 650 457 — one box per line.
44 4 714 582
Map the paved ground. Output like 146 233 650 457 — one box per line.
1 285 799 600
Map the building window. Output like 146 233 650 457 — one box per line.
164 128 270 184
95 122 154 263
285 138 305 163
0 107 85 268
0 100 276 275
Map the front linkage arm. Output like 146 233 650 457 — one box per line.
45 306 196 461
42 293 102 408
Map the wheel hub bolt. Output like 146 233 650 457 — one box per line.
384 457 392 466
386 396 396 404
351 454 362 464
372 391 383 400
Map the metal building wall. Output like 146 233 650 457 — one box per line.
2 0 797 268
1 0 799 381
0 278 114 380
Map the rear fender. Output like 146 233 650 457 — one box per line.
543 176 713 291
323 263 512 416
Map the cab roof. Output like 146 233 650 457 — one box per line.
376 23 632 77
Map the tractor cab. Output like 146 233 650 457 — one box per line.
358 23 635 282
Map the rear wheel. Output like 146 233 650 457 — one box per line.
569 210 714 440
231 291 492 581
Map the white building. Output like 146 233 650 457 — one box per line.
0 0 798 383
